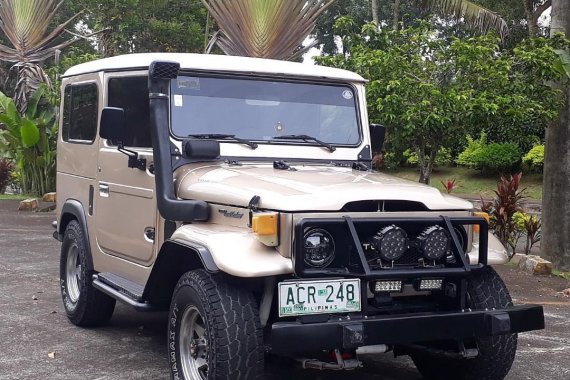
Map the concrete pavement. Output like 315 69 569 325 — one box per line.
0 199 568 379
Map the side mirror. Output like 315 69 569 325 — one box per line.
370 124 386 154
100 107 126 142
100 107 146 171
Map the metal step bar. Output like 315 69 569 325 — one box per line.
92 274 154 311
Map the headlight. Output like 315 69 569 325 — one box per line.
419 225 450 260
372 225 409 262
303 228 335 268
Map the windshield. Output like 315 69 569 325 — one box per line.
170 75 360 145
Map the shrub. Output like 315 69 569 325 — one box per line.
381 152 401 170
0 158 13 194
512 211 542 255
522 145 544 172
481 173 527 257
478 143 521 172
404 147 453 167
456 133 521 173
456 133 487 169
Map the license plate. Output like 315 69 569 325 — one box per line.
278 279 361 317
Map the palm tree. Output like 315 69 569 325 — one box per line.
417 0 509 38
203 0 508 60
202 0 336 60
0 0 80 111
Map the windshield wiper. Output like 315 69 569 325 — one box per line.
273 134 336 152
187 134 258 149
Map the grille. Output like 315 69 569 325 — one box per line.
149 61 180 79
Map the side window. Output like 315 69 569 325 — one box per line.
108 76 151 148
62 83 98 143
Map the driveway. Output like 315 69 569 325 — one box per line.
0 199 568 379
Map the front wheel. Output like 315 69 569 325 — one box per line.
412 266 517 380
168 270 264 380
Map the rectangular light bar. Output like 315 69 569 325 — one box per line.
418 279 444 291
375 280 403 293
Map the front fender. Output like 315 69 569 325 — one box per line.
171 224 293 277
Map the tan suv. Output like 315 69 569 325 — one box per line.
53 53 544 380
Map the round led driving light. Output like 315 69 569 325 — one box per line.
372 225 409 262
419 225 451 260
303 228 335 268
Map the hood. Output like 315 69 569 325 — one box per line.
175 163 473 212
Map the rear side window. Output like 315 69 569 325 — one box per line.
62 83 98 143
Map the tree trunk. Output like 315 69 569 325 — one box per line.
524 0 552 37
417 146 437 185
542 0 570 270
524 0 539 36
371 0 379 25
393 0 401 30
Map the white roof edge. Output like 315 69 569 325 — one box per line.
63 53 366 83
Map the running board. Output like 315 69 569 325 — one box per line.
92 273 153 311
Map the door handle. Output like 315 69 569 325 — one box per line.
144 227 155 242
99 184 109 197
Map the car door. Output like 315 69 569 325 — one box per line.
95 74 158 266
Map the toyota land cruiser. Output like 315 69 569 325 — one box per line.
53 53 544 380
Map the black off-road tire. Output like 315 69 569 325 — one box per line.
168 269 264 380
60 220 115 326
412 266 518 380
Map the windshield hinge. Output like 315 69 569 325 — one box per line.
352 162 370 172
273 160 297 171
248 195 261 227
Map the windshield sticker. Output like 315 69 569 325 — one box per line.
173 95 183 107
342 90 354 100
178 77 200 90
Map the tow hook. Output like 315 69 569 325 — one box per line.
299 349 362 371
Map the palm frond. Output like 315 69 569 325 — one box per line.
418 0 509 39
0 0 81 111
202 0 335 60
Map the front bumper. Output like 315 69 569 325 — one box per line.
269 304 544 354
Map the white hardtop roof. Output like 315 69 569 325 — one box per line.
63 53 366 83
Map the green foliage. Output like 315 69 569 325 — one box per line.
512 211 542 255
478 143 522 172
553 48 570 80
404 147 452 167
457 133 521 173
522 145 545 172
0 86 56 195
69 0 208 56
456 133 487 168
0 158 13 193
46 47 102 105
512 211 527 232
317 20 564 182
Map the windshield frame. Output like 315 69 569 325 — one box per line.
168 71 364 149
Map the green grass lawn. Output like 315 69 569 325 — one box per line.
387 166 543 201
0 193 34 200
